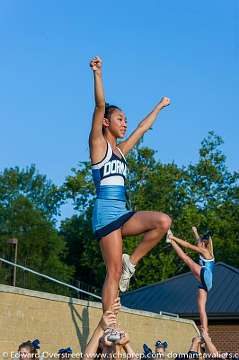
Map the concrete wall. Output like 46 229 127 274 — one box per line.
0 285 199 356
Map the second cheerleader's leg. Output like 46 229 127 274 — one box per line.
198 287 209 334
170 240 201 281
171 239 209 334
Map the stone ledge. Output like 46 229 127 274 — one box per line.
0 284 198 329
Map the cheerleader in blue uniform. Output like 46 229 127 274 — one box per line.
167 227 215 335
89 56 171 311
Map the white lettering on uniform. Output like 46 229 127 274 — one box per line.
103 160 127 177
116 161 121 173
111 160 117 174
103 162 111 176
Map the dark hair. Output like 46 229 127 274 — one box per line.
104 103 122 120
18 339 40 358
58 348 73 359
18 342 37 358
200 231 213 241
155 340 168 349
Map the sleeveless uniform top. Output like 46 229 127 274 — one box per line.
199 255 215 272
92 142 127 201
198 255 215 292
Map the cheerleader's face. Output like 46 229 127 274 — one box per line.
197 241 205 249
155 347 165 355
19 348 32 359
104 109 127 138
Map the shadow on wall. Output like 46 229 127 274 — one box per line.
68 298 90 351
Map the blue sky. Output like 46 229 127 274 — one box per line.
0 0 238 218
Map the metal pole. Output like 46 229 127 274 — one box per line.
0 257 102 300
7 238 18 287
13 240 18 287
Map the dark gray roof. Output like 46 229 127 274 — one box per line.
121 262 239 319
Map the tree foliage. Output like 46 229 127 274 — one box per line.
0 166 74 295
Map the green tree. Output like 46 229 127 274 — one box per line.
0 165 64 220
185 131 238 208
60 210 103 296
0 166 74 295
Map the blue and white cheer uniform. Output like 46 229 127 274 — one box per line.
92 142 135 240
199 255 215 292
